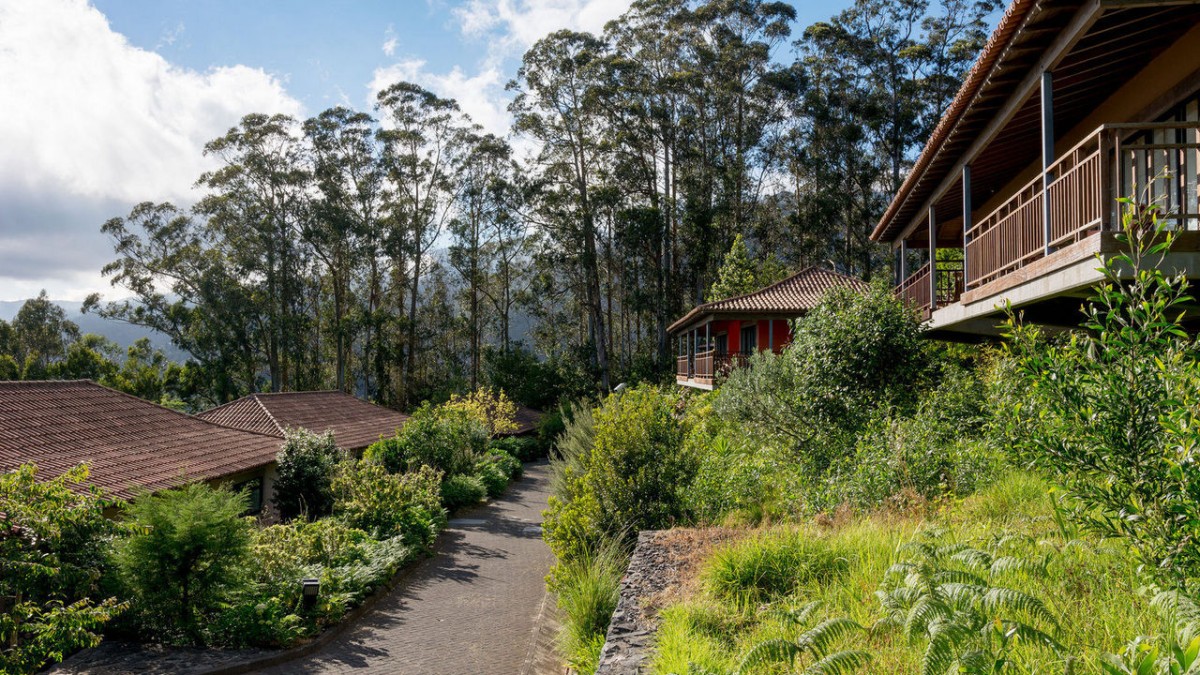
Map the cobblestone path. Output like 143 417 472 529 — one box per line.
263 460 559 675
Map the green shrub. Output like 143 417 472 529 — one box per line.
440 474 487 510
116 482 253 645
0 464 125 672
485 446 523 479
272 429 343 522
330 460 445 549
491 435 542 462
364 403 489 476
475 460 509 498
548 540 625 675
537 408 566 455
543 386 693 561
831 366 1001 510
1003 204 1200 591
715 279 927 476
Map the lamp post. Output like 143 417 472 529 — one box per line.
302 578 320 610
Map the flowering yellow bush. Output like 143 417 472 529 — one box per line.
442 388 518 437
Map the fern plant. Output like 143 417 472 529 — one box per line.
874 529 1062 674
1101 591 1200 675
679 602 871 675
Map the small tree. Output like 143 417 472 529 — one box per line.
272 429 343 521
706 234 790 302
117 483 252 645
1004 201 1200 591
0 464 125 672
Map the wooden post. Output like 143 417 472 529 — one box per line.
962 164 972 288
928 205 937 309
900 240 908 281
1041 70 1055 255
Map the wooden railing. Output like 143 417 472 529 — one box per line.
897 260 965 320
682 350 751 385
964 123 1200 290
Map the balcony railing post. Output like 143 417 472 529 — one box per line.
1041 70 1055 256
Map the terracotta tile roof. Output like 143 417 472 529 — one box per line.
871 0 1037 242
506 406 545 436
198 391 411 451
668 266 867 333
0 380 282 500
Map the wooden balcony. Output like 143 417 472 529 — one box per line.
966 122 1200 291
676 350 751 389
897 260 965 321
896 122 1200 317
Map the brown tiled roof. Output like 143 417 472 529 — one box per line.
198 391 410 451
871 0 1036 243
0 380 282 500
506 406 544 436
668 266 867 333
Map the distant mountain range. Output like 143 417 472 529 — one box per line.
0 299 189 362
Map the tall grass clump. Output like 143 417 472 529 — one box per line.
548 540 626 674
703 530 850 605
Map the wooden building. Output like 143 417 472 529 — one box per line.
668 267 866 389
874 0 1200 337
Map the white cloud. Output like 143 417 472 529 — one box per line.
369 59 511 136
454 0 633 57
382 25 398 57
0 0 303 300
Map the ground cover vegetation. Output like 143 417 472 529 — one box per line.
0 0 999 411
0 389 531 672
543 204 1200 674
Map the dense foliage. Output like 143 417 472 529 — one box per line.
0 465 124 672
21 0 995 407
543 385 693 561
273 429 344 522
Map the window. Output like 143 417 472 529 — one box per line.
715 333 728 355
232 477 264 515
740 325 757 354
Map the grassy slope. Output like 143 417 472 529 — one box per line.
652 472 1159 674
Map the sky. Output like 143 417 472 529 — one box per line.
0 0 857 302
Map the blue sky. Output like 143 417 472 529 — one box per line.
0 0 861 302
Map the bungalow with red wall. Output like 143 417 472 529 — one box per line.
668 266 866 390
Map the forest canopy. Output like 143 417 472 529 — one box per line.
79 0 999 407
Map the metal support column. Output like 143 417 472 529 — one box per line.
768 319 774 352
928 206 937 308
962 164 972 289
1041 70 1055 255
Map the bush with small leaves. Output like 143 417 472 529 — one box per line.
330 460 445 549
272 429 343 522
116 482 253 646
440 474 487 510
0 464 126 672
365 403 489 476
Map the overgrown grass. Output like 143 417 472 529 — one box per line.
652 471 1159 674
549 540 626 674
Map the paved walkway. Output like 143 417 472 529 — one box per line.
263 461 559 675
